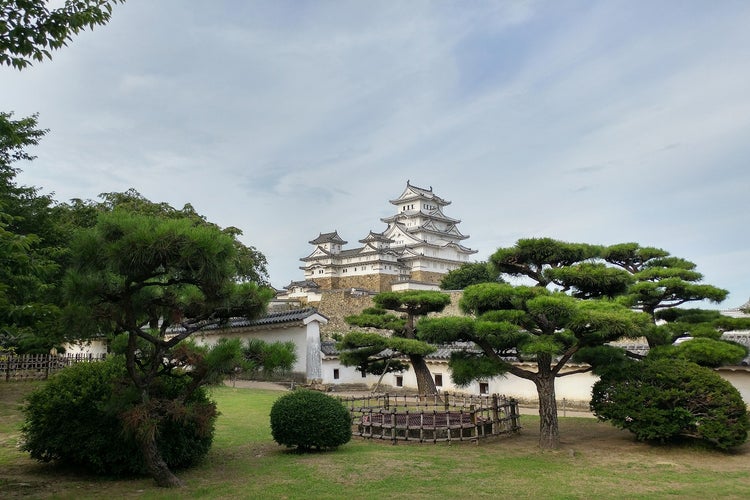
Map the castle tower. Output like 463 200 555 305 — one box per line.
380 181 477 284
297 181 477 292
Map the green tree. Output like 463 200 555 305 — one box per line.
242 338 297 375
63 208 273 487
591 358 748 450
0 112 72 352
60 189 269 285
1 0 124 69
602 243 728 328
647 308 749 367
419 238 650 449
338 290 451 395
439 261 501 290
22 355 219 474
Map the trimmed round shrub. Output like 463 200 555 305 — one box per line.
22 357 216 475
270 389 352 451
591 358 749 450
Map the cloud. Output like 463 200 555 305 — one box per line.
2 0 749 305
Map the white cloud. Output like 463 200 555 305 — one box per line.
3 0 749 305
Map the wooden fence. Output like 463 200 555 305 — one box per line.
338 392 521 443
0 353 107 382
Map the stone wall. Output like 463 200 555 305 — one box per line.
336 274 400 292
313 290 375 335
410 270 445 285
313 270 448 292
313 277 336 289
312 289 464 337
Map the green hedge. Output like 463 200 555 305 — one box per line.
270 389 351 451
22 357 216 475
591 358 748 450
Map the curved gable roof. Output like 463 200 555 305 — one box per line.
389 180 450 207
309 231 347 245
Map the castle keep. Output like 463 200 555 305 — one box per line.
292 181 476 293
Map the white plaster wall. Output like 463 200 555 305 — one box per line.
194 327 308 376
321 359 382 386
323 357 599 403
717 369 750 403
391 282 440 291
61 339 109 356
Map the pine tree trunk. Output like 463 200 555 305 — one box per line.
140 432 184 488
535 374 560 449
409 354 438 396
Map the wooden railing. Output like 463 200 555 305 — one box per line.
338 392 521 443
0 353 107 382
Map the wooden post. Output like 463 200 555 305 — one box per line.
446 410 451 443
404 409 409 441
491 394 499 435
470 404 476 439
433 410 437 444
419 412 424 442
391 407 397 444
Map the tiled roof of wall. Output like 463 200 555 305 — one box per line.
172 307 326 333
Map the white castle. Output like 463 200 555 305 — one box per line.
290 181 477 293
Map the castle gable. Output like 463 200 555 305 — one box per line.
309 231 347 245
301 246 334 261
390 180 450 208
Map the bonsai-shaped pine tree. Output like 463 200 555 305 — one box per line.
338 290 451 395
63 199 273 487
419 238 650 449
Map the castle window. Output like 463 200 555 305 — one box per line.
479 382 489 394
395 375 403 387
434 373 443 387
333 369 340 380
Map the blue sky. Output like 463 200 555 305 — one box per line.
2 0 749 307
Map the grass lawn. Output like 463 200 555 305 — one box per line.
1 383 748 499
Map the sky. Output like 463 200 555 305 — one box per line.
2 0 749 308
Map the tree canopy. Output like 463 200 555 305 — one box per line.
420 279 649 449
63 206 273 486
0 112 69 353
419 235 743 450
591 358 748 450
338 290 450 395
1 0 124 69
439 261 501 290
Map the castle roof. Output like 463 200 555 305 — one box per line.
722 298 750 318
170 307 328 333
389 180 450 207
309 231 347 245
380 207 460 225
284 280 320 290
359 231 394 244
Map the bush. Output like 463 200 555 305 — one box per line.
591 358 749 450
270 389 351 451
22 357 216 475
